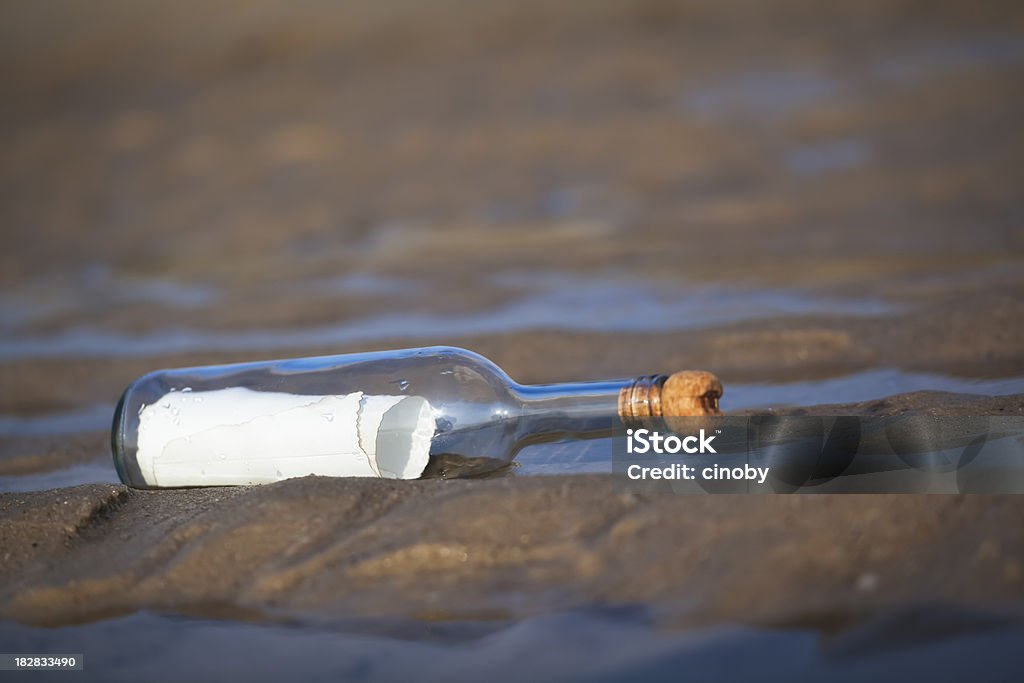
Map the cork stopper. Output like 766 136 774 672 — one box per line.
618 371 723 424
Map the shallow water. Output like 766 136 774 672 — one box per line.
681 35 1024 122
0 405 113 438
0 276 893 360
0 266 218 332
726 370 1024 411
0 461 119 494
784 139 870 176
2 605 1022 683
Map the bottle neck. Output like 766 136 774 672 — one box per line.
512 379 631 420
507 377 650 454
430 371 720 468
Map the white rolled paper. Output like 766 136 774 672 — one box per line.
135 387 435 486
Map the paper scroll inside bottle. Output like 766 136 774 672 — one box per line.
135 388 435 486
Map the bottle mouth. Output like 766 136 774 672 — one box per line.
618 372 723 425
617 374 668 426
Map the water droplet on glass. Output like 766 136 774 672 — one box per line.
162 402 171 409
195 397 203 402
219 453 226 460
275 469 283 477
171 408 180 416
137 404 147 417
181 387 192 393
393 379 410 391
321 413 334 422
440 368 454 375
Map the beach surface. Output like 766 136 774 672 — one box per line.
4 414 1024 631
1 0 1023 679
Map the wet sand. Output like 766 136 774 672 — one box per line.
5 467 1024 632
3 391 1023 630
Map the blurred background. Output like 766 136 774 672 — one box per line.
1 0 1023 486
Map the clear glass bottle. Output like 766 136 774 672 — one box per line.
112 346 722 488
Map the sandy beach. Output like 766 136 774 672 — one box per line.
1 0 1023 679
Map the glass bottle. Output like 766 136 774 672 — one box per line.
111 346 722 488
